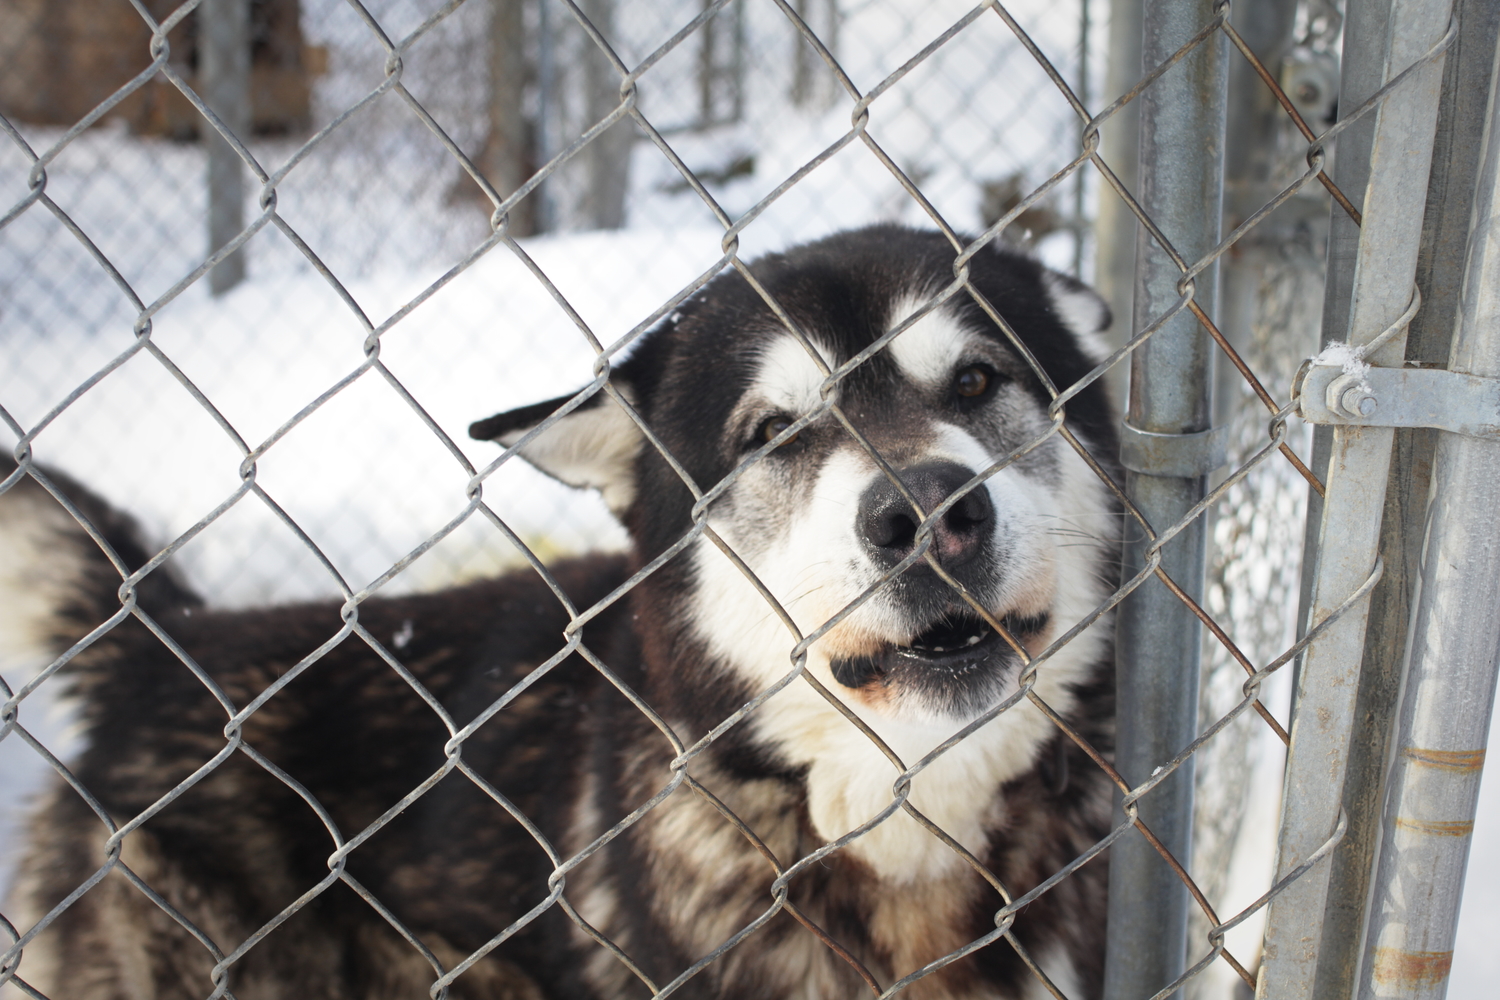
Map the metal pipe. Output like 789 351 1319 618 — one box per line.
1091 0 1142 406
1072 0 1091 280
1258 0 1455 995
201 0 250 295
1354 29 1500 999
1315 1 1500 994
1217 0 1298 430
1103 2 1226 997
1293 0 1389 648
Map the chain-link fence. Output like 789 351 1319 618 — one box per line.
0 0 1098 607
2 0 1499 998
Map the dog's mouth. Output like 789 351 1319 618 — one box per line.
897 609 1047 662
830 609 1050 690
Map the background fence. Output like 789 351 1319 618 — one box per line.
0 0 1095 607
2 1 1499 999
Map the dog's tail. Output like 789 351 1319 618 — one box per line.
0 454 202 676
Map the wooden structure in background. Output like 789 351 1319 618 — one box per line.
0 0 322 138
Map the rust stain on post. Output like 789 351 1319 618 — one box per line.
1394 817 1475 836
1371 948 1453 988
1401 747 1486 770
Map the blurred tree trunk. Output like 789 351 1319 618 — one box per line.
790 0 838 109
203 0 250 294
579 0 629 230
470 0 535 235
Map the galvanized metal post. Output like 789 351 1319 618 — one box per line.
1257 0 1455 996
1216 0 1299 430
1103 2 1226 998
1294 0 1389 637
201 0 250 295
1291 6 1399 984
1314 1 1500 994
1072 0 1092 279
1093 0 1142 402
1354 33 1500 999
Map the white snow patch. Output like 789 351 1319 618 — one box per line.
1311 341 1373 392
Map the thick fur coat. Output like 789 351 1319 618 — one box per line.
1 226 1119 1000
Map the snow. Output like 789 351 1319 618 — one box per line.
1311 339 1373 391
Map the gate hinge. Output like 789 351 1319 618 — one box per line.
1294 362 1500 439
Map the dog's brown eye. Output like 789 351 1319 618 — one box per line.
955 366 991 398
759 416 799 445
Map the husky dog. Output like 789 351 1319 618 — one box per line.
1 226 1119 1000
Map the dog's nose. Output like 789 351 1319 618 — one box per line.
857 461 994 570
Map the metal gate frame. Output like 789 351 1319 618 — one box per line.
1261 0 1500 995
1099 0 1500 997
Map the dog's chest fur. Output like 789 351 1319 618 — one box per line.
537 577 1112 1000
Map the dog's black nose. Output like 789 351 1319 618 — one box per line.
857 461 994 570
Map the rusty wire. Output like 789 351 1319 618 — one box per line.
0 0 1453 998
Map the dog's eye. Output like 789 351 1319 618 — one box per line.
758 415 800 447
954 365 993 398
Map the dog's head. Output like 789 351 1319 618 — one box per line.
471 226 1118 728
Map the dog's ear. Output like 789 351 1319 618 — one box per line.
1040 269 1112 362
469 385 644 514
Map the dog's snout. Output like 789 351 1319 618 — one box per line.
857 461 994 569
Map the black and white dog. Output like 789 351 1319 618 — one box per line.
1 226 1119 1000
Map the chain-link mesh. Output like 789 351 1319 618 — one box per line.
0 0 1096 608
0 0 1458 997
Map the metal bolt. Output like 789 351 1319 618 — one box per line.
1326 373 1379 419
1340 385 1378 417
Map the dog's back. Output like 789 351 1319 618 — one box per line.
1 458 629 1000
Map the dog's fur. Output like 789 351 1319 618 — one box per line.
2 226 1119 1000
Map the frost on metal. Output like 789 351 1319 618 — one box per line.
1311 341 1374 392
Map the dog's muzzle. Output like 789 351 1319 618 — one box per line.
857 460 994 572
833 461 1044 701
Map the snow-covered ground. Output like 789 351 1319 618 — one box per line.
1 0 1496 996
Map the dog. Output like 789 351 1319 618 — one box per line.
1 225 1119 1000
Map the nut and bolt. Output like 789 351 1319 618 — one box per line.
1340 385 1378 417
1325 372 1379 419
